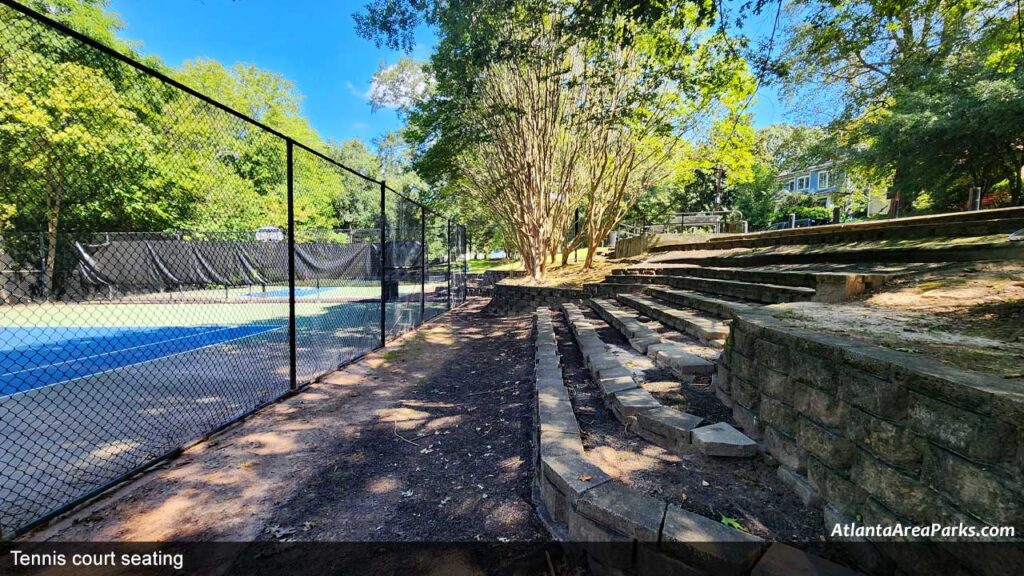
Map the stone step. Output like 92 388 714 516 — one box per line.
588 298 716 378
611 274 816 304
560 302 710 456
616 294 730 348
616 265 820 288
690 421 757 458
587 298 662 354
647 209 1024 253
647 288 758 320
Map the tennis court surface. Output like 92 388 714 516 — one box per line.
0 324 283 396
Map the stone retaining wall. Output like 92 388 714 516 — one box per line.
717 311 1024 575
649 206 1024 254
485 281 583 315
532 308 856 576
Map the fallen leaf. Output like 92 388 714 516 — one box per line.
578 474 592 482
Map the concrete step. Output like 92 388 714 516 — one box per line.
587 298 662 354
647 288 758 320
559 302 712 456
648 209 1024 253
610 274 816 304
616 294 730 348
588 298 716 378
615 265 819 288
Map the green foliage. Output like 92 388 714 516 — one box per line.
782 0 1024 208
1 0 436 248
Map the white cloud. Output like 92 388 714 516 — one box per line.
345 81 370 100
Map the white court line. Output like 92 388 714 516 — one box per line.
0 324 287 400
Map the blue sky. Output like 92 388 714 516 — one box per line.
108 0 787 146
108 0 434 144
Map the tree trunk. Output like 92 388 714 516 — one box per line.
45 192 61 298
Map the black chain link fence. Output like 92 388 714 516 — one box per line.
0 0 467 537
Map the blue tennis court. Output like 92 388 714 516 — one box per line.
0 324 283 396
244 287 324 299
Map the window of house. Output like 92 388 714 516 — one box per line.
796 175 810 190
786 180 794 191
818 170 831 189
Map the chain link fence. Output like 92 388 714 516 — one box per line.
0 0 467 537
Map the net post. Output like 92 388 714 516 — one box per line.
420 205 426 323
379 180 387 347
287 139 297 391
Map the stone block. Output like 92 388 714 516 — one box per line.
691 422 757 458
660 504 767 576
715 385 735 408
631 334 662 355
716 363 731 392
921 444 1024 526
576 481 666 542
733 328 756 357
853 452 948 525
907 391 1013 463
731 376 760 409
764 426 804 472
760 368 793 403
541 451 611 509
608 387 661 422
568 509 634 570
730 351 756 381
540 430 584 458
594 364 633 383
797 417 854 471
659 348 715 375
647 341 679 360
805 456 865 519
760 395 797 436
751 543 858 576
837 369 907 421
537 391 579 436
598 375 637 397
754 338 790 373
789 351 837 392
793 382 847 429
845 406 924 472
732 402 763 439
776 466 820 507
636 407 703 451
540 468 572 526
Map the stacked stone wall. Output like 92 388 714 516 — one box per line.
717 312 1024 575
485 281 583 315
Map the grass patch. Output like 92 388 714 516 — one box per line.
467 259 518 273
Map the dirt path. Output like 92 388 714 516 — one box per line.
26 299 549 565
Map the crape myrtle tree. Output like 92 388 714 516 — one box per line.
355 0 751 280
781 0 1024 208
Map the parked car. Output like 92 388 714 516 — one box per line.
766 218 830 230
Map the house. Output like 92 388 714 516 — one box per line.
777 161 887 216
777 163 841 207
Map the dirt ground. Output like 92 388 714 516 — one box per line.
769 261 1024 378
550 311 831 552
24 298 557 573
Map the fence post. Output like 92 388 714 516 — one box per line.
286 140 297 390
379 180 387 347
462 225 468 304
447 219 452 310
420 205 426 322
